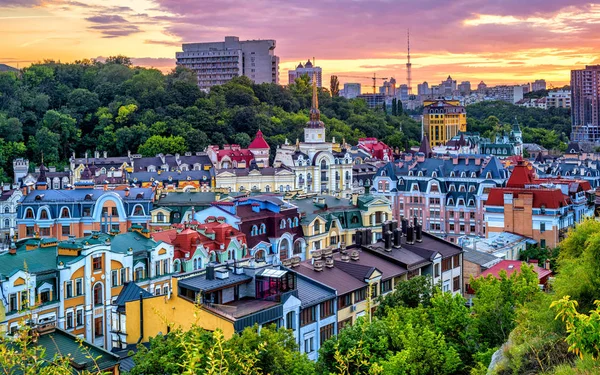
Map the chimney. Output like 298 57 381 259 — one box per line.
413 216 418 227
401 217 408 235
384 231 392 251
355 230 363 247
314 259 324 272
94 150 99 159
206 264 215 280
103 151 107 158
350 249 360 261
312 249 322 260
406 226 415 244
545 259 551 270
340 250 350 262
351 193 359 206
390 220 398 232
393 228 402 247
415 224 423 243
325 257 334 268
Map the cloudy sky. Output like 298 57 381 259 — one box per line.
1 0 599 87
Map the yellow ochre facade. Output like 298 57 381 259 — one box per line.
423 100 467 147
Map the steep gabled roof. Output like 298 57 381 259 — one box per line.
248 130 270 149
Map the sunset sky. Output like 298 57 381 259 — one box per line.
2 0 599 88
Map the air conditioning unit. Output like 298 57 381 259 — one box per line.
350 305 357 313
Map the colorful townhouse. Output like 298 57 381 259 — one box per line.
16 167 153 241
151 221 249 273
214 163 297 193
128 169 215 193
206 130 270 169
372 152 509 244
0 188 22 244
150 191 226 230
291 193 392 255
0 228 174 351
194 196 305 263
485 161 594 248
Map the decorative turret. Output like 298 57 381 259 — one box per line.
418 134 432 158
35 156 48 190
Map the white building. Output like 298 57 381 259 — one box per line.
546 90 571 109
274 75 353 195
176 36 279 90
0 187 22 248
288 59 322 87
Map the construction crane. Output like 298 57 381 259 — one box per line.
334 73 389 94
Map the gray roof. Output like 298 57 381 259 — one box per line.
156 192 221 206
463 249 502 268
114 282 153 311
295 274 336 308
178 272 252 292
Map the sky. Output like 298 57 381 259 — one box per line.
1 0 600 88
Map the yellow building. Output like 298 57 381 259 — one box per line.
292 194 392 257
423 100 467 147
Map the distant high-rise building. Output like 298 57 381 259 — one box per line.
521 83 531 95
379 77 397 96
398 84 409 101
417 82 430 96
176 36 279 91
288 59 322 87
571 65 600 141
341 83 361 99
458 81 471 95
423 100 467 147
441 76 457 95
532 79 546 92
477 81 487 93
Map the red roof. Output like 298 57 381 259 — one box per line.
248 130 269 149
480 260 553 281
507 163 534 188
486 187 570 209
216 148 255 163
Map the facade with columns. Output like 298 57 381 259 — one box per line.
0 228 174 351
274 74 353 196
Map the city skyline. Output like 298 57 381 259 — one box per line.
2 1 600 87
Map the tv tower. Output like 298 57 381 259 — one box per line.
406 29 412 96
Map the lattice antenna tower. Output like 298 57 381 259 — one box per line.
406 29 412 95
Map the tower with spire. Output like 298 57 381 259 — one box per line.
304 72 326 143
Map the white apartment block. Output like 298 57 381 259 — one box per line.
176 36 279 90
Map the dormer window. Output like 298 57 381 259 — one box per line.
432 172 437 178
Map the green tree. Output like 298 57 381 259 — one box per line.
41 110 80 160
391 98 397 116
30 127 60 164
0 114 23 142
138 135 187 157
330 75 340 97
376 275 434 316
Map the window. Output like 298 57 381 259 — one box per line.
21 291 28 309
25 208 34 219
260 223 266 234
94 317 103 338
300 306 316 326
286 311 295 330
65 281 73 298
93 283 103 306
541 239 546 248
320 323 335 345
62 225 70 236
434 263 440 278
453 254 460 269
40 289 50 303
338 293 352 309
134 266 145 281
111 270 119 287
442 258 452 272
453 276 460 292
61 207 70 218
251 225 258 236
75 278 83 296
304 337 314 353
93 256 102 271
9 293 17 312
540 222 546 233
120 268 127 284
354 288 366 303
280 220 286 229
65 311 74 329
320 300 334 319
26 226 34 236
76 309 83 327
39 209 49 220
313 222 320 234
381 279 392 294
39 227 50 237
155 261 161 277
157 213 165 223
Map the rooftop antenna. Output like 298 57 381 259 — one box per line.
406 29 412 96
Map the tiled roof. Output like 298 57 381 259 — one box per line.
486 187 570 209
248 130 269 149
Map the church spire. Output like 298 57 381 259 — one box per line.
306 71 324 128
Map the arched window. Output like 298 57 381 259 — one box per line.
280 219 286 229
279 185 284 192
193 258 198 270
4 207 9 214
351 215 359 224
287 218 292 228
293 240 302 255
93 283 103 306
173 260 181 273
345 171 350 180
293 217 299 227
157 213 165 222
265 185 270 192
260 223 266 234
133 205 144 216
4 219 9 227
60 207 70 218
313 222 320 233
254 250 265 261
320 159 328 170
40 209 49 220
251 225 258 236
25 208 34 219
